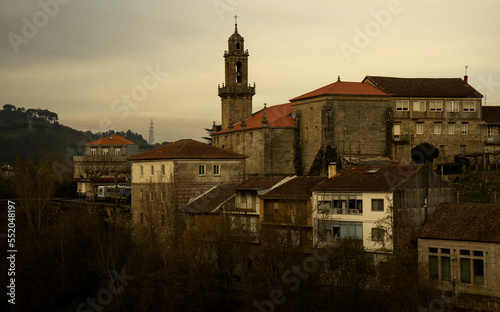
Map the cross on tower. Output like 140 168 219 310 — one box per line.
234 15 238 25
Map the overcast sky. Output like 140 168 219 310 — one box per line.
1 0 500 143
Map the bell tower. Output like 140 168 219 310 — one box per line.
218 16 255 129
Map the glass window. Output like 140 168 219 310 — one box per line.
372 199 384 211
446 101 459 112
413 101 426 112
161 164 165 175
91 148 97 155
473 259 484 285
461 258 471 283
434 123 442 134
463 101 476 112
396 100 409 111
429 247 438 253
372 228 385 242
448 123 455 135
430 256 439 280
416 123 424 134
198 165 206 176
430 101 443 112
115 149 121 156
441 257 451 281
213 164 220 176
102 148 109 155
461 123 469 135
151 165 154 176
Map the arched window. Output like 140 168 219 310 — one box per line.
236 61 242 83
236 43 240 50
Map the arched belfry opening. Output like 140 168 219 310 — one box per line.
236 61 242 83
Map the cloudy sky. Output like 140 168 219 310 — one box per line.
1 0 500 143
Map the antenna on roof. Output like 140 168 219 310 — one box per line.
464 65 469 85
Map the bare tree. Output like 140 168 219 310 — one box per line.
78 155 130 199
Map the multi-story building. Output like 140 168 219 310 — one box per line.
482 106 500 154
363 76 484 164
128 139 246 226
311 165 457 253
418 203 500 311
73 135 139 196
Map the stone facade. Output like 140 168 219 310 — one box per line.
291 95 391 174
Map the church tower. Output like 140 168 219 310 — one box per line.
218 17 255 129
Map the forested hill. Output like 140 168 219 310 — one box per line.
0 104 161 164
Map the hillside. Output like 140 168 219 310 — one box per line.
0 104 160 165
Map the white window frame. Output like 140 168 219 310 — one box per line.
463 101 476 112
434 123 442 135
461 123 469 135
140 165 144 177
413 101 426 112
448 123 455 135
446 101 459 112
114 149 121 156
102 148 109 156
91 148 97 155
487 126 494 138
213 164 220 176
430 101 443 112
396 100 409 111
416 123 424 135
198 164 206 176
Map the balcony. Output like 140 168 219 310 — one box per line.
393 134 409 144
218 85 256 97
484 136 500 145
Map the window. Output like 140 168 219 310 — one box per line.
318 220 362 242
448 123 455 135
446 101 459 112
396 100 409 111
416 123 424 135
487 126 494 138
439 145 445 155
151 165 154 176
102 148 109 155
429 101 443 112
91 148 97 155
372 228 385 242
198 164 206 176
433 123 442 135
441 257 451 281
213 164 220 176
149 192 153 202
429 255 439 280
161 164 166 175
463 101 476 112
140 165 144 177
115 149 121 156
413 101 426 112
460 249 484 285
317 193 363 214
140 213 144 224
371 199 384 211
428 247 451 281
393 124 401 140
460 145 466 154
461 123 469 135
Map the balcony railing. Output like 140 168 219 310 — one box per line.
485 136 500 145
317 208 363 215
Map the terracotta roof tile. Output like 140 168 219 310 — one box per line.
128 139 247 161
363 76 483 98
235 177 285 190
261 176 328 199
86 135 136 146
418 203 500 243
482 106 500 124
290 81 389 101
312 165 421 192
216 103 295 134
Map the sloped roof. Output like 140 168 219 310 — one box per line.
128 139 247 161
86 135 136 146
234 177 285 190
312 165 421 192
216 103 295 134
290 81 389 101
363 76 483 98
482 106 500 124
261 176 327 200
418 203 500 243
182 183 237 214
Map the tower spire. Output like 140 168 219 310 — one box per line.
234 15 238 33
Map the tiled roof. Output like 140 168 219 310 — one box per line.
216 103 295 134
182 183 237 214
290 81 389 101
312 165 421 192
363 76 483 98
418 203 500 243
86 135 136 146
128 139 247 161
234 177 284 190
482 106 500 124
261 176 327 200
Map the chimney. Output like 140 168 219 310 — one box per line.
328 162 337 178
464 65 468 85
